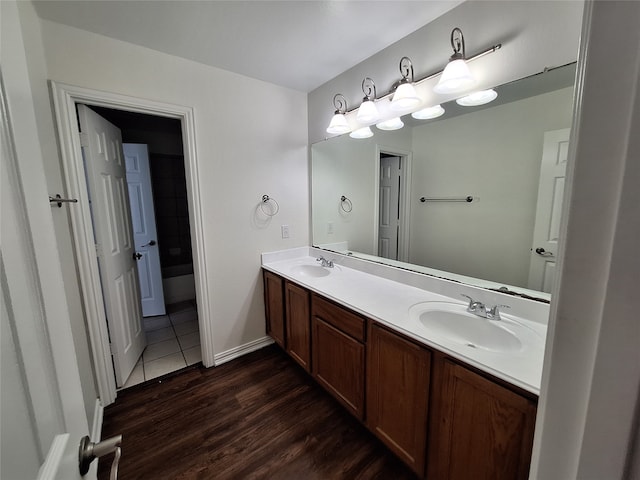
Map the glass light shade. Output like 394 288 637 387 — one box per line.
356 99 379 123
349 126 374 139
376 117 404 131
456 89 498 107
411 104 445 120
434 59 476 94
326 113 350 135
391 82 421 112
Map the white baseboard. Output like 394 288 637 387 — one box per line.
91 398 104 440
213 336 274 366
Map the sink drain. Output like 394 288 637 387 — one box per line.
466 343 477 348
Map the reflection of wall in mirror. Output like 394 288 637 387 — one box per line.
312 128 411 253
410 86 574 287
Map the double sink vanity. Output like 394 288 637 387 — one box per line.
261 247 548 479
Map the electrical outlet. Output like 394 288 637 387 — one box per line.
327 222 334 234
281 225 290 239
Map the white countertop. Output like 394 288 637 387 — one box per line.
262 248 547 395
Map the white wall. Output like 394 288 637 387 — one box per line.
2 2 90 475
308 1 583 144
409 87 573 286
23 15 308 369
312 128 411 253
15 1 99 426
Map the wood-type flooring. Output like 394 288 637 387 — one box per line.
99 344 417 479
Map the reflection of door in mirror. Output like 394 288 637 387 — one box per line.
528 128 571 293
378 155 401 260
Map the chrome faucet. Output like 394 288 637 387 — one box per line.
461 294 509 320
316 256 334 268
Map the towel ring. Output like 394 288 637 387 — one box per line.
260 194 279 217
340 195 353 213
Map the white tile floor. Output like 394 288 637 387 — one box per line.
121 300 201 389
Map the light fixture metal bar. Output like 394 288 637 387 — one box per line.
342 42 502 114
386 43 503 99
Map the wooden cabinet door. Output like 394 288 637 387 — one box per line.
263 270 285 348
312 317 365 420
285 281 311 371
367 323 431 476
428 360 537 480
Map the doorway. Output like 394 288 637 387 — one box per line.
82 106 201 389
50 81 212 407
376 148 412 263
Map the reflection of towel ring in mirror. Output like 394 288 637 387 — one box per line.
340 195 353 213
260 195 279 216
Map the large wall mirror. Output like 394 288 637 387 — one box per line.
311 63 576 301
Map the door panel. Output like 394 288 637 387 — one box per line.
78 105 146 387
528 128 570 292
124 143 166 317
367 323 430 476
1 73 88 478
378 156 401 260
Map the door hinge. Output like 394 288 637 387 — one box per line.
79 132 89 147
109 343 116 356
95 244 102 258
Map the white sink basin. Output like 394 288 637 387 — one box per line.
290 264 331 278
408 302 534 353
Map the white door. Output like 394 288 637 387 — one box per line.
78 105 146 387
1 78 88 478
378 156 401 259
528 128 571 293
124 143 166 317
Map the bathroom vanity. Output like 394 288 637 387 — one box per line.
262 248 546 479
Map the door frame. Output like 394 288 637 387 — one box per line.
373 145 412 262
49 81 213 405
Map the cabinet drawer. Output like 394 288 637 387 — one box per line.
311 294 366 342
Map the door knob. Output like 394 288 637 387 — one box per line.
141 240 156 247
535 247 554 257
79 434 122 479
133 252 143 261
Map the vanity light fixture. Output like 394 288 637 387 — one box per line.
349 126 374 139
376 117 404 131
412 104 445 120
456 89 498 107
326 94 350 135
390 57 422 112
434 27 476 95
356 77 380 123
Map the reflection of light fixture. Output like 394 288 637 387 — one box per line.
326 94 350 135
356 77 379 123
456 89 498 106
376 117 404 131
391 57 421 112
350 126 374 139
412 104 445 120
434 28 476 95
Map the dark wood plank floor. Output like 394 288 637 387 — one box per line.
99 345 418 480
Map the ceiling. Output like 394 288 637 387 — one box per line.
33 0 464 92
